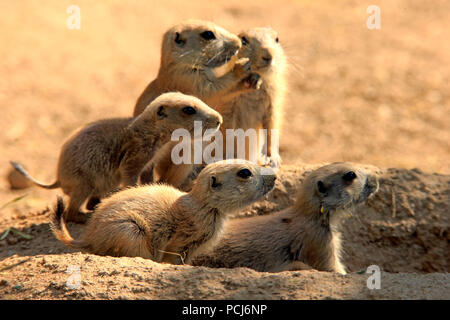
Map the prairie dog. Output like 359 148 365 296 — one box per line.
217 27 287 167
150 27 287 190
193 163 379 275
11 92 222 222
51 160 277 265
133 20 261 117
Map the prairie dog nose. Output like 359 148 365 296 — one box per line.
262 55 272 63
261 166 277 182
226 35 242 53
261 48 273 65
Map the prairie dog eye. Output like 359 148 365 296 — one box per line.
157 106 167 118
182 106 196 115
241 36 249 46
211 176 221 188
174 32 185 46
317 181 327 194
237 168 252 179
200 31 216 40
342 171 357 182
275 36 279 43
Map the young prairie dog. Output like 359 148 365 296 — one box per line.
193 163 379 275
149 27 287 191
11 92 222 223
51 160 277 265
217 27 287 167
133 20 261 117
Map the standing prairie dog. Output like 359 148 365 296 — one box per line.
11 92 222 223
150 27 287 190
193 163 379 274
51 160 277 265
133 20 261 117
217 27 287 167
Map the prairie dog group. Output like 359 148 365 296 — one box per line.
10 20 383 276
148 26 288 191
12 92 222 222
133 20 261 117
193 163 379 274
51 160 276 264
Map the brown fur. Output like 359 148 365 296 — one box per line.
12 92 222 222
133 20 260 117
193 162 379 274
51 160 277 265
150 27 287 191
216 27 287 166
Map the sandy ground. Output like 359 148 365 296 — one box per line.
0 1 449 299
1 165 448 299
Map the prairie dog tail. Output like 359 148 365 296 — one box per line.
10 161 60 189
50 196 85 249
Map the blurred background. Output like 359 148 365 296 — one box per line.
1 0 449 217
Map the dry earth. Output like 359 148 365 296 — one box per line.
0 164 449 299
0 1 449 300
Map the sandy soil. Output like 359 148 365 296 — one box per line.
1 165 449 299
0 1 449 300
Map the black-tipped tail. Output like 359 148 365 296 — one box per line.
51 196 65 226
50 196 83 249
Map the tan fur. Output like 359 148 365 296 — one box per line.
216 27 287 166
12 93 222 223
150 27 288 191
51 160 277 265
193 162 379 274
133 20 260 117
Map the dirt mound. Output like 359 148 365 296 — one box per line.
1 254 449 300
0 165 448 299
1 0 449 300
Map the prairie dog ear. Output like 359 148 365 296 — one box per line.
210 175 222 190
157 106 167 119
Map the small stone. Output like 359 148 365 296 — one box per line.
7 167 32 190
7 238 17 245
0 279 10 286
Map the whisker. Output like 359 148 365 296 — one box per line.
191 53 202 70
285 56 305 79
178 49 194 58
286 55 304 68
280 40 303 51
206 48 225 65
